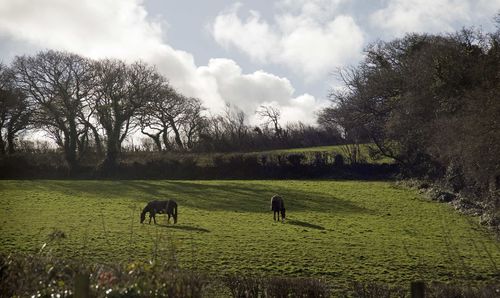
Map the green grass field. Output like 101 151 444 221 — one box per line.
248 143 394 164
126 143 393 167
1 180 498 290
251 144 365 155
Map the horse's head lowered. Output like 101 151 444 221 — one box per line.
140 211 146 223
281 208 286 222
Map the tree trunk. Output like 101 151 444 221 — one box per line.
6 119 18 154
63 132 78 173
141 129 163 152
6 130 15 154
66 120 79 173
85 121 103 156
0 133 5 155
168 119 183 150
186 128 195 150
0 117 6 155
162 129 172 151
152 135 162 152
103 127 121 169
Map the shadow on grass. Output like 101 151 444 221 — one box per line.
26 180 373 214
157 224 210 233
287 219 325 230
128 180 371 214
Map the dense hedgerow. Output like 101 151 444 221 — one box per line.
0 151 397 180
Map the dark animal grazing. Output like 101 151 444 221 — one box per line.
140 200 178 224
271 194 286 222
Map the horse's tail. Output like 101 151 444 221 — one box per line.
271 194 283 211
271 194 278 210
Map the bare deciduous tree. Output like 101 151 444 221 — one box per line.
91 59 164 168
13 51 93 170
139 83 205 152
257 105 282 139
0 63 32 154
180 97 205 150
138 85 177 152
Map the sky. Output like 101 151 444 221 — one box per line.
1 0 499 126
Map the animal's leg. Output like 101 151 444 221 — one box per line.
151 211 157 224
167 213 171 224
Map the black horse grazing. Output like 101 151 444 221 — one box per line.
140 200 178 224
271 194 286 222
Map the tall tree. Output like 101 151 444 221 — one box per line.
320 26 500 195
0 63 32 154
163 91 188 150
257 105 282 139
138 84 178 152
222 105 249 149
91 59 164 168
13 51 93 170
181 97 205 150
139 84 205 151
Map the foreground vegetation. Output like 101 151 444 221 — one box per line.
3 253 499 297
1 180 498 294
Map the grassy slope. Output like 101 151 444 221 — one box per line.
247 144 394 164
251 144 361 154
124 144 393 167
0 180 498 289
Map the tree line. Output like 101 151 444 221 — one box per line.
319 24 500 201
0 51 340 172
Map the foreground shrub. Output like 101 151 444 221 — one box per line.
425 282 500 298
264 276 330 297
223 276 261 297
223 275 330 298
350 282 406 298
0 253 207 298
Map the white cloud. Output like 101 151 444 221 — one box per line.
248 93 328 127
0 0 163 59
211 1 364 81
370 0 500 37
198 59 327 126
281 93 327 126
198 59 294 112
276 0 347 23
277 14 363 80
212 4 279 63
0 0 322 126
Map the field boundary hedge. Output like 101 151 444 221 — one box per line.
0 152 398 180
